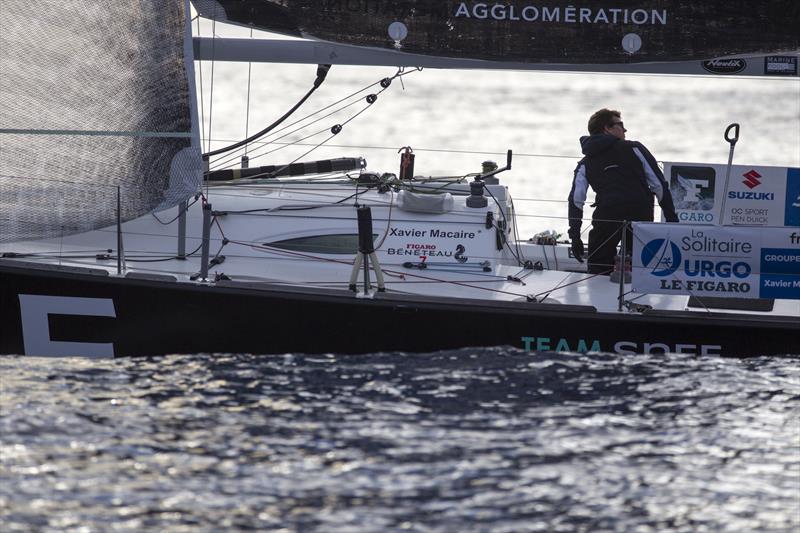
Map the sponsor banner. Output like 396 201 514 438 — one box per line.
378 223 494 265
633 223 800 300
665 162 800 227
765 55 798 76
702 58 746 74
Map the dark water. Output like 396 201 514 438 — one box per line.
1 350 799 532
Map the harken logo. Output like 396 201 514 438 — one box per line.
641 238 682 277
742 169 762 189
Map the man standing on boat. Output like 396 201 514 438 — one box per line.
567 108 678 274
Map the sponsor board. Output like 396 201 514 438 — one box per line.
453 3 668 25
764 55 798 76
379 223 494 265
633 223 800 300
665 162 800 227
702 58 746 74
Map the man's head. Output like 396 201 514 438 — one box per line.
588 108 627 140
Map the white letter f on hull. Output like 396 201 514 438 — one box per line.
18 295 116 358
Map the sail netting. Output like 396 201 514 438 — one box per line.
0 1 202 243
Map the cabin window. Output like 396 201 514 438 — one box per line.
266 234 377 254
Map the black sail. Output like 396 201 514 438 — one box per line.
193 1 800 64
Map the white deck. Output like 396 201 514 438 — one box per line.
2 181 797 319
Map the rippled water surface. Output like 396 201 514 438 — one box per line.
2 351 799 532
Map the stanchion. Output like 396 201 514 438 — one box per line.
618 221 628 311
200 202 212 281
116 186 125 274
177 200 187 260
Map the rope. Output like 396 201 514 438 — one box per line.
206 139 581 169
208 68 420 172
150 196 201 225
244 27 253 157
207 80 375 170
206 17 216 156
195 16 206 154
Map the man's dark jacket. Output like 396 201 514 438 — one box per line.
568 134 678 240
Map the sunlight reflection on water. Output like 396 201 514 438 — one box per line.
2 351 799 531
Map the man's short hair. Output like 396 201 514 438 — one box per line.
588 108 621 135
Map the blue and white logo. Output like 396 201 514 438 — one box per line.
641 238 682 276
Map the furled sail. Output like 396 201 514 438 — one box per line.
0 1 202 243
193 1 800 65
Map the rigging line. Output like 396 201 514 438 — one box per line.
482 183 524 266
208 68 390 166
203 64 334 160
209 70 402 171
509 195 529 265
221 237 362 268
218 231 521 289
235 87 392 179
208 83 378 170
514 198 574 204
207 85 321 168
221 126 337 175
202 138 582 162
273 79 383 133
373 189 395 250
112 242 205 263
217 239 526 290
207 16 216 156
209 100 362 171
494 220 525 266
207 82 383 170
267 142 582 161
402 178 470 195
498 191 524 264
208 67 416 170
218 209 491 227
581 223 616 264
373 268 529 297
231 235 528 296
0 174 119 187
244 27 253 157
196 16 206 156
2 253 112 260
58 226 64 267
0 249 113 257
215 232 500 279
213 76 389 167
206 174 356 191
91 227 205 241
215 189 373 215
0 129 192 138
150 196 201 225
528 272 604 300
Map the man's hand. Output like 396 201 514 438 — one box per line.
570 236 585 262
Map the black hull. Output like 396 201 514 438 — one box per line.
0 262 797 357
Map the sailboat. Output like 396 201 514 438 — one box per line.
0 1 798 358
